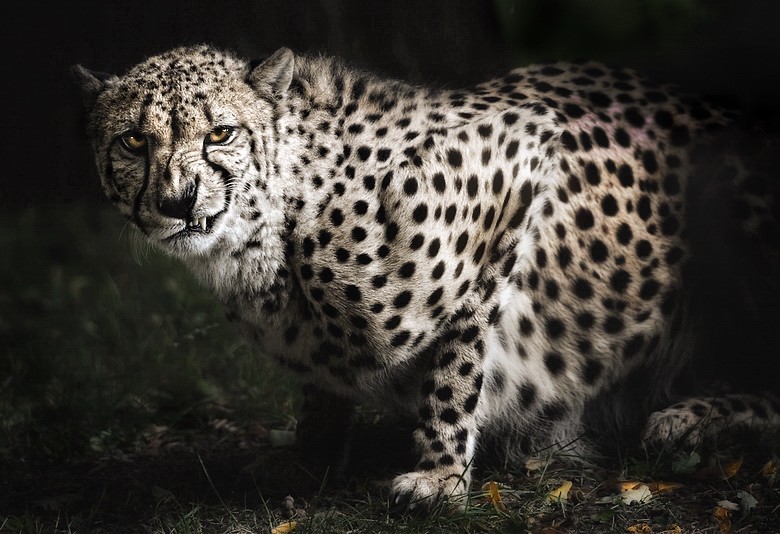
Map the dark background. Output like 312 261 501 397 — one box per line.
4 0 780 208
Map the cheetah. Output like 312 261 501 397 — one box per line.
73 45 780 511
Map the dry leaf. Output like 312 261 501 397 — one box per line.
717 500 739 511
271 521 298 534
626 524 653 533
525 457 545 472
483 480 507 512
696 458 742 481
646 481 683 494
620 484 653 505
713 506 732 533
548 480 572 502
762 459 778 480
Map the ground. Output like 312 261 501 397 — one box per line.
1 204 778 533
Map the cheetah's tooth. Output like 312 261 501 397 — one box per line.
200 216 207 230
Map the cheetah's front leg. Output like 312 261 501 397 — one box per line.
390 309 486 512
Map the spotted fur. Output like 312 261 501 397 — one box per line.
74 45 780 511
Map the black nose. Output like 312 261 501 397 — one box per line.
157 182 197 220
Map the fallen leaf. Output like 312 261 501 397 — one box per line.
696 458 742 481
665 525 683 534
672 451 701 473
271 521 298 534
762 459 778 480
646 481 684 494
626 524 653 533
483 480 507 512
548 480 572 503
713 506 732 533
736 490 758 514
525 457 545 472
620 484 653 505
717 500 739 511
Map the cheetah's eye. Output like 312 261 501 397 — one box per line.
206 126 234 145
120 131 147 153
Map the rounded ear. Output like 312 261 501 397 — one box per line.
71 65 115 110
247 48 294 97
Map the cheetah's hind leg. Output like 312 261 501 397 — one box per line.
641 393 780 449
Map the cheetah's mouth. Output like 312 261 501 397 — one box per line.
165 210 226 241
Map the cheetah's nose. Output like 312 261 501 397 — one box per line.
157 181 197 220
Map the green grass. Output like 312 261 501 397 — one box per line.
2 203 779 533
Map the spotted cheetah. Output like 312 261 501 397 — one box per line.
73 45 780 511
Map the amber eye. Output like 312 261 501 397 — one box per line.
207 126 234 144
120 131 147 152
120 131 147 153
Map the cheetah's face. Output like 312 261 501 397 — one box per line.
73 46 294 258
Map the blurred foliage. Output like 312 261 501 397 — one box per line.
0 205 296 459
494 0 712 62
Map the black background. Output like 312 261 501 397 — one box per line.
3 0 780 208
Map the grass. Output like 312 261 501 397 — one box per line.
2 203 779 533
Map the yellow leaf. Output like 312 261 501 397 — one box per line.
722 458 743 479
548 480 572 502
646 481 684 494
626 524 653 533
762 459 778 479
484 480 507 512
713 506 732 533
667 525 683 534
271 521 298 534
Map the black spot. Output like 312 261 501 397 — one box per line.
637 196 652 220
447 149 462 168
564 103 585 118
610 270 631 293
344 284 362 302
615 128 631 148
585 162 601 185
575 208 595 230
588 91 612 107
432 172 446 193
398 261 416 278
544 351 566 375
623 334 645 358
519 383 536 407
412 204 429 223
466 175 478 198
560 131 578 151
639 279 660 300
624 107 645 128
440 408 459 424
351 227 367 242
590 240 609 262
455 231 469 254
593 126 610 148
393 291 412 308
617 223 633 245
545 318 565 339
391 330 411 347
601 194 618 216
635 239 652 258
404 177 418 195
492 170 504 194
506 140 519 159
557 246 572 268
603 316 624 334
618 164 634 187
573 278 593 299
582 358 603 384
642 150 658 174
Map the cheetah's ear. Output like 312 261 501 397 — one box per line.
247 48 294 97
71 65 115 110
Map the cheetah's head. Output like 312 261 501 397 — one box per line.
73 45 295 258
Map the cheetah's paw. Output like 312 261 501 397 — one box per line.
389 469 470 513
